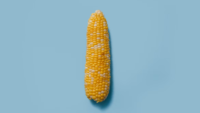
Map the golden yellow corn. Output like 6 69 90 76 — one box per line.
84 10 110 103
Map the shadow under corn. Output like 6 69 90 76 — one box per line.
90 29 114 109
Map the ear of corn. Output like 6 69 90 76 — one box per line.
84 10 110 103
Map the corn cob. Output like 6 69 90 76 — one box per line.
84 10 110 103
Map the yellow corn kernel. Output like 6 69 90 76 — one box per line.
85 10 110 103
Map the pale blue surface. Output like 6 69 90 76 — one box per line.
0 0 200 113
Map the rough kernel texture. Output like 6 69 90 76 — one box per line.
85 10 110 103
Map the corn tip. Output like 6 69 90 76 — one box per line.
95 10 102 14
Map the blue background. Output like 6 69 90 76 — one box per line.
0 0 200 113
